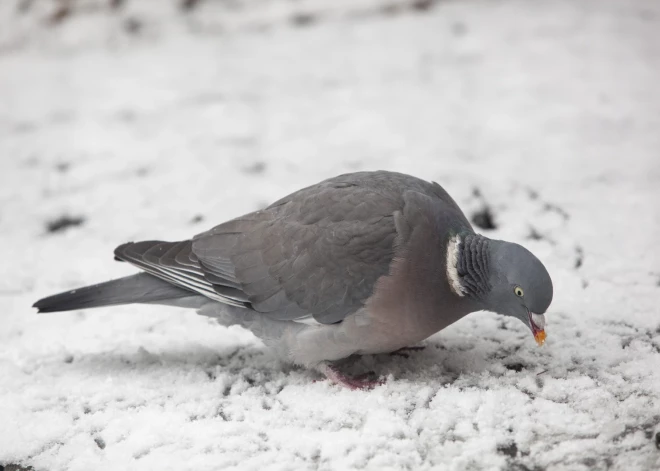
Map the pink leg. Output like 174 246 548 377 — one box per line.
316 362 385 390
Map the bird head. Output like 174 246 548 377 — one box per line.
484 240 553 345
449 234 553 345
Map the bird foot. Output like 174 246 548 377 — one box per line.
316 362 384 390
390 345 426 358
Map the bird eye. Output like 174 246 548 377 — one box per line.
514 286 524 297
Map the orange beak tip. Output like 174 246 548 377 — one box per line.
534 330 547 346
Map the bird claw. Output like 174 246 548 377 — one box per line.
316 362 385 390
339 372 385 390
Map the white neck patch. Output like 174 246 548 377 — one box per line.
446 234 466 297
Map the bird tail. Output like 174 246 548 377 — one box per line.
33 273 196 313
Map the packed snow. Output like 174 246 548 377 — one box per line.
1 0 659 470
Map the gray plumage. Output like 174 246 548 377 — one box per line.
33 272 195 313
33 171 553 387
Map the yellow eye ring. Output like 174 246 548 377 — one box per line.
514 286 524 297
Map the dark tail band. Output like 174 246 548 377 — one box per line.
33 273 194 313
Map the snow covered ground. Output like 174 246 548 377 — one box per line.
1 0 659 469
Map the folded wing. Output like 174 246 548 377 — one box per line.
115 171 472 325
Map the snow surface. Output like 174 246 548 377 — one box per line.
1 0 660 469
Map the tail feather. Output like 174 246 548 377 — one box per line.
33 273 195 313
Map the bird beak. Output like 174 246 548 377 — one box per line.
528 310 546 346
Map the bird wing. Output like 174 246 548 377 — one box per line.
116 171 472 325
192 177 402 324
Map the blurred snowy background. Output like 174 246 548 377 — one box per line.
1 0 659 470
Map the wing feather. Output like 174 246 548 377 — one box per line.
114 241 247 307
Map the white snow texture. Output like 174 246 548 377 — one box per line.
1 0 659 470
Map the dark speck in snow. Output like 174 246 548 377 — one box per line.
496 441 518 458
46 215 85 234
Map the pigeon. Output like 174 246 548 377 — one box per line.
33 171 553 389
